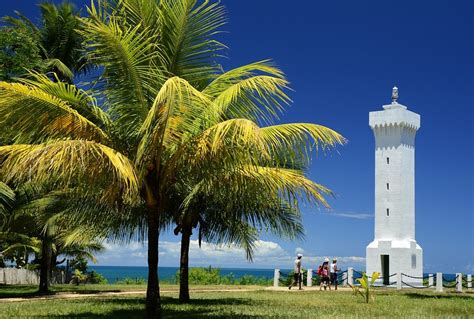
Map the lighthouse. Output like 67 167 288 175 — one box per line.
366 87 423 285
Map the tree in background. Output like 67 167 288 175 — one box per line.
0 27 43 80
3 2 88 82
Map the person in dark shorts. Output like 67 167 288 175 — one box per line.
319 258 331 291
330 258 339 290
288 253 303 290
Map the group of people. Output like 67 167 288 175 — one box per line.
288 254 339 291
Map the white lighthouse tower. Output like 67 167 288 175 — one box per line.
366 87 423 285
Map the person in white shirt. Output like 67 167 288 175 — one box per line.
288 253 303 290
330 258 339 290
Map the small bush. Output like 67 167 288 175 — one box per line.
88 271 108 284
115 277 146 285
175 267 272 286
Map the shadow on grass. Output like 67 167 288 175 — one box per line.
27 297 265 318
0 289 123 299
404 293 473 300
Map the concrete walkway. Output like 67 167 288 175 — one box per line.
265 286 353 292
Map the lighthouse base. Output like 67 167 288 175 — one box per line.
366 239 423 286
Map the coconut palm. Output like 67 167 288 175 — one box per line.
0 184 115 292
3 1 88 81
0 0 344 317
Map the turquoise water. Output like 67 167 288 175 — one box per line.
89 266 277 283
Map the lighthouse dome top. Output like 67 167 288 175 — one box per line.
369 87 420 130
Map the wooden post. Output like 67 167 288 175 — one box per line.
456 273 462 293
436 272 443 292
347 267 353 286
396 272 402 290
468 274 472 289
307 269 312 287
273 269 280 287
428 274 434 287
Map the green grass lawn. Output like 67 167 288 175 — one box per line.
0 285 472 318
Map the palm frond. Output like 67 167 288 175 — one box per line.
205 61 290 123
83 4 165 135
18 72 111 129
136 76 214 170
159 0 227 86
0 182 15 211
0 81 111 144
0 140 140 205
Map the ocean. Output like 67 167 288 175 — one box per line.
89 266 277 283
88 266 456 284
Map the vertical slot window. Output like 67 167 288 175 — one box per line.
386 208 390 216
386 183 389 190
386 157 390 164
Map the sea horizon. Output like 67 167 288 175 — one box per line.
89 265 456 284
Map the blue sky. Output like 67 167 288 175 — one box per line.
2 0 472 273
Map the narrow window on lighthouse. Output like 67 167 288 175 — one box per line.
386 157 390 164
411 254 416 269
386 183 390 190
386 208 390 216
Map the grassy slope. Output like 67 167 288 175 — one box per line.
0 285 472 318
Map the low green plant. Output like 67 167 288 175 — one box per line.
70 269 88 285
175 267 272 286
115 277 146 285
88 271 108 284
351 271 380 303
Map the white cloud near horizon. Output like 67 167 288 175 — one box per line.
95 240 365 269
312 210 374 220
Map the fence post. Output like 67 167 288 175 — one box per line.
456 273 462 293
307 269 312 287
436 272 443 292
428 274 433 287
273 269 280 287
347 267 353 286
342 271 348 286
396 272 402 290
468 274 472 289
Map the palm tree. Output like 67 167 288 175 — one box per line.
3 1 88 81
0 1 345 317
0 185 114 292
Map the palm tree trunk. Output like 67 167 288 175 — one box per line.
146 211 160 318
38 237 52 293
179 225 192 303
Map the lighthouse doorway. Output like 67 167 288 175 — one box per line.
381 255 390 285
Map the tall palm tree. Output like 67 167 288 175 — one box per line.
0 1 345 317
3 1 88 81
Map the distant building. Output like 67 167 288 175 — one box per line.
366 87 423 285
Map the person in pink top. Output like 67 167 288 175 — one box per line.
319 258 331 291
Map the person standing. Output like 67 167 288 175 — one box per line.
319 258 331 291
288 253 303 290
330 258 339 290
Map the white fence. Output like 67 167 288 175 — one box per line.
274 267 473 293
0 268 66 285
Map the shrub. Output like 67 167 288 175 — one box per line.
88 271 108 284
70 269 88 285
175 267 272 286
115 277 146 285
